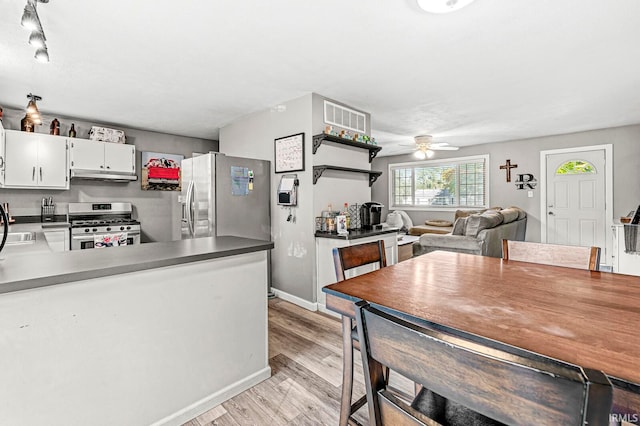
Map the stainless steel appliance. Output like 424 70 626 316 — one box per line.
181 153 271 288
181 153 270 241
361 202 383 229
69 202 141 250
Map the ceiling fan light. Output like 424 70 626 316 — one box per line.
416 0 477 14
426 149 435 158
35 47 49 63
414 150 427 160
29 30 46 48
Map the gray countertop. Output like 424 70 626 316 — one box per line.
0 236 273 295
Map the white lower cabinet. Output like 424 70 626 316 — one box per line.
316 232 398 313
612 224 640 276
43 228 70 252
3 130 69 189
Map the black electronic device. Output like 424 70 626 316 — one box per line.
631 205 640 225
277 174 298 206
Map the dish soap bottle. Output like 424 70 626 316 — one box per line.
69 123 76 138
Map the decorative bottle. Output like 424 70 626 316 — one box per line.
50 118 60 135
21 114 34 132
69 123 77 138
343 203 351 230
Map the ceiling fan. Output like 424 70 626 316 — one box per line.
410 135 459 159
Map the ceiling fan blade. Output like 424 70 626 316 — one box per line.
430 146 459 150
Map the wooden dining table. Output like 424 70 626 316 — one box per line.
322 250 640 422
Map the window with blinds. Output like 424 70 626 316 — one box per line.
390 155 489 209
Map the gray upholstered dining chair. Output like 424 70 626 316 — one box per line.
502 239 601 271
355 300 613 426
332 240 387 426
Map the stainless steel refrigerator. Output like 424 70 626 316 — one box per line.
181 152 271 243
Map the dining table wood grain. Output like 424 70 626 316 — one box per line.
323 250 640 419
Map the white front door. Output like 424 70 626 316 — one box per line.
545 149 606 255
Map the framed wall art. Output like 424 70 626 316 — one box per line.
274 133 304 173
141 151 183 191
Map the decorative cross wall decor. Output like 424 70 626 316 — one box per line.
499 159 518 182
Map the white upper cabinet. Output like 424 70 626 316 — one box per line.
3 130 69 189
70 139 135 176
0 121 5 183
104 142 135 174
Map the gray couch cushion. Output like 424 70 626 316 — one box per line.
464 210 504 238
512 206 527 220
451 217 467 235
418 233 484 255
499 207 520 224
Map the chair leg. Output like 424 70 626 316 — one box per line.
340 316 354 426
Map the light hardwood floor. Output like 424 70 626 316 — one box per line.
181 297 372 426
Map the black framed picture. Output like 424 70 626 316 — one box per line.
274 133 305 173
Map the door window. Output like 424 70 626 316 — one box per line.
555 160 596 175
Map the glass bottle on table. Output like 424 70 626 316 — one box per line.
343 203 351 230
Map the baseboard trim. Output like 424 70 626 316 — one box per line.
272 288 318 311
151 367 272 426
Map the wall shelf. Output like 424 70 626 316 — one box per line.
312 133 382 163
313 165 382 186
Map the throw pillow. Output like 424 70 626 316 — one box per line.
509 206 527 220
451 217 467 235
464 210 504 237
499 207 520 224
454 209 483 221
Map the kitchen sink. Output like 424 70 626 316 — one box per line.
4 232 36 245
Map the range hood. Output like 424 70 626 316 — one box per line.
70 169 138 182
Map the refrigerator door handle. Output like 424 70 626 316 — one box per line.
183 180 194 235
188 180 196 237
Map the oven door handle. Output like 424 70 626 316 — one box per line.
72 232 140 241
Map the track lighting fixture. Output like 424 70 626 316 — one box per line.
26 93 43 125
29 31 46 48
20 0 51 63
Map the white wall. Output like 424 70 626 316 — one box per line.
220 94 315 301
220 93 374 304
0 107 218 242
372 124 640 242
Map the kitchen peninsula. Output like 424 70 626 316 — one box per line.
0 236 273 426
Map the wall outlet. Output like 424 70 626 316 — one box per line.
527 190 534 198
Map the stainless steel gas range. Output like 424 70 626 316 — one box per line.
68 202 141 250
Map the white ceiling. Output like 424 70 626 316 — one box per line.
1 0 639 157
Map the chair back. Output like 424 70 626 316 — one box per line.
502 239 600 271
355 301 612 426
333 240 387 282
